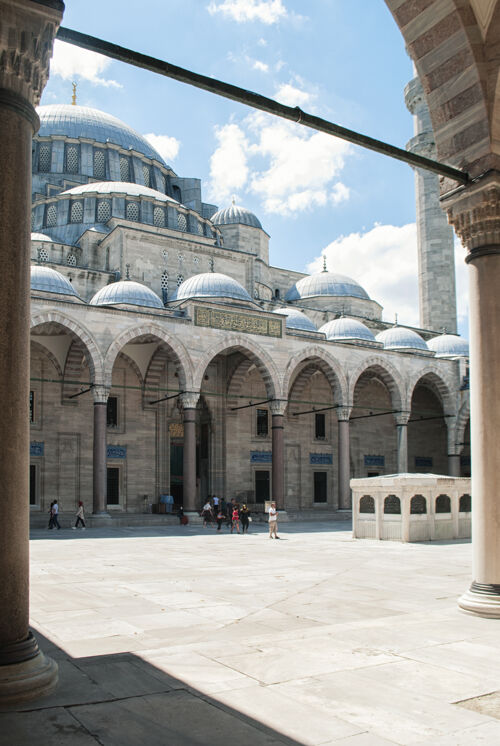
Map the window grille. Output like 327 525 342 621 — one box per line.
126 202 139 221
197 221 203 235
39 248 49 262
157 173 166 193
256 409 269 436
360 495 375 513
153 207 165 227
142 164 151 188
93 149 106 178
65 144 79 174
70 201 83 223
119 156 130 182
161 249 168 263
46 204 57 227
176 274 184 287
161 271 169 290
67 254 77 267
177 213 187 231
38 144 51 172
97 199 111 223
193 256 199 267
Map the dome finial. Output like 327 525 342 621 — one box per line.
232 195 236 206
125 263 131 281
322 256 328 273
394 312 398 326
71 81 77 106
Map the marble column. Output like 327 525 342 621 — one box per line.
93 386 109 515
446 416 461 476
338 408 351 510
182 392 199 512
395 413 410 474
446 178 500 617
271 400 287 510
0 0 63 704
448 454 461 477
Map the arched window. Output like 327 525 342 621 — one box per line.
384 495 401 514
38 248 49 262
142 164 151 188
126 202 139 222
97 199 111 223
38 143 52 172
410 495 427 514
119 156 130 182
161 271 168 290
275 288 280 299
177 274 184 287
65 144 79 174
197 221 203 235
177 213 187 231
67 254 77 267
70 201 83 223
46 204 57 227
359 495 375 514
436 494 451 513
459 494 471 512
153 207 165 227
172 185 182 202
93 149 106 179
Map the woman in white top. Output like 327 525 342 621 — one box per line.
268 502 278 539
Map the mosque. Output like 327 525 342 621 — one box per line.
28 88 471 520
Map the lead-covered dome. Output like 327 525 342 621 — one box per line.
172 273 252 302
273 307 317 332
31 232 53 242
90 281 163 309
427 333 469 357
319 317 376 343
376 325 428 352
36 105 166 164
285 271 370 302
211 204 262 229
60 182 179 203
31 265 80 298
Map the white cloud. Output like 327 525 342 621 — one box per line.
143 134 180 163
252 59 269 72
258 37 268 46
207 123 249 202
275 82 313 107
207 0 287 24
331 183 350 205
50 40 122 88
308 224 420 326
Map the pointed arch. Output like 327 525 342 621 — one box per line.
349 356 405 412
407 365 457 414
283 346 348 405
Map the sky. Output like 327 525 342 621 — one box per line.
41 0 469 336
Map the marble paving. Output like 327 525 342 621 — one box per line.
1 522 500 745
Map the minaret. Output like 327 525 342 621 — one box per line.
405 71 457 333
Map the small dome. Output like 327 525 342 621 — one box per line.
320 317 376 343
31 265 79 297
31 232 53 242
90 281 163 309
285 271 370 302
61 182 179 204
427 333 469 357
211 204 262 230
36 105 166 164
376 325 428 351
172 273 252 302
273 307 317 332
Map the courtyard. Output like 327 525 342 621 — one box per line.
1 522 500 744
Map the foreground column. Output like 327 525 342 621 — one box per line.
395 413 409 474
182 392 199 512
93 386 109 515
0 0 63 704
271 400 287 510
446 178 500 617
338 408 351 510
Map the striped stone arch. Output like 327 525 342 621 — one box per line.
406 365 457 415
143 346 182 408
30 309 104 384
30 340 63 379
455 398 471 448
227 357 255 399
349 357 406 412
103 323 193 391
283 347 348 407
192 334 281 400
62 341 89 400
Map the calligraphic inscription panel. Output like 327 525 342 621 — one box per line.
195 307 282 338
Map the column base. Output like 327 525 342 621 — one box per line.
458 582 500 618
0 633 58 706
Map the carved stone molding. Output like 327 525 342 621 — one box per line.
92 385 110 404
444 175 500 254
270 399 288 416
180 391 200 410
337 406 352 422
0 0 64 111
395 411 411 426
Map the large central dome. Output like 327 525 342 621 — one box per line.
36 105 166 164
285 271 370 302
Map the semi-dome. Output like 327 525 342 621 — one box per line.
31 232 53 242
172 273 252 302
427 333 469 357
36 105 166 164
211 204 262 230
285 271 370 302
376 325 428 351
90 281 164 309
273 307 317 332
31 265 79 298
319 317 376 343
60 182 179 203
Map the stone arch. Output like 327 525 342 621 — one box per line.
30 340 63 380
192 334 281 400
62 340 89 400
407 367 456 415
103 323 193 392
456 398 471 449
227 357 255 399
118 352 144 387
30 309 103 384
349 357 405 412
283 347 348 405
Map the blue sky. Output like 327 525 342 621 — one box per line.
42 0 469 336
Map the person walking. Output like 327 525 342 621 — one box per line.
216 507 224 532
73 501 86 530
231 503 240 534
51 500 61 530
268 501 278 539
240 504 250 533
47 500 55 529
202 500 213 527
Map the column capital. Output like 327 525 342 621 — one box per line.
443 173 500 256
0 0 64 119
337 406 352 422
395 411 411 426
92 385 110 404
270 399 287 416
180 391 199 410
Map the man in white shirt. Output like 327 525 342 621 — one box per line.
268 501 278 539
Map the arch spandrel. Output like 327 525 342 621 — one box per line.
30 309 104 383
192 334 281 400
283 346 348 405
103 323 193 391
349 356 405 413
